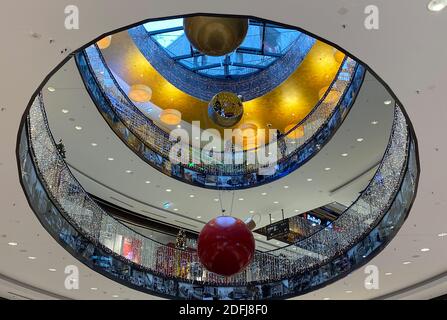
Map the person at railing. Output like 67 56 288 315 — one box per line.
276 129 287 159
55 139 66 159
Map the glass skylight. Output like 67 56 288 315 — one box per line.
143 18 302 79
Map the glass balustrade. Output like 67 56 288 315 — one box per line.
19 92 417 299
75 45 365 189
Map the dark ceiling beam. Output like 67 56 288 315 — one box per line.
146 25 183 36
172 52 205 61
261 21 267 55
236 46 282 57
231 62 266 70
191 63 222 71
248 20 293 30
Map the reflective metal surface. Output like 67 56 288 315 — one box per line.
208 91 244 127
184 16 248 56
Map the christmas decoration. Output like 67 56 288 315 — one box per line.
183 16 248 56
208 91 244 127
198 216 255 276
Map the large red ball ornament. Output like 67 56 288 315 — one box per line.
198 216 255 277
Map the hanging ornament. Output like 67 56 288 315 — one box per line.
197 216 255 277
208 91 244 127
183 16 248 56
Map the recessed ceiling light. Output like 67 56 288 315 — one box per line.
8 242 18 246
125 170 133 174
384 100 392 105
371 121 379 125
28 256 37 260
195 137 199 140
238 198 244 201
145 180 151 184
112 295 119 298
385 272 392 276
345 290 353 294
90 287 98 291
249 210 255 214
261 192 267 196
197 216 202 219
177 125 181 128
341 153 348 157
213 198 219 202
438 232 447 237
91 143 98 147
48 268 57 272
166 189 172 192
428 0 447 11
324 167 331 171
273 201 279 204
323 298 331 300
307 178 313 182
271 218 276 221
47 87 56 92
284 186 289 189
189 194 195 198
420 248 430 252
61 109 69 114
173 208 178 211
294 209 300 212
403 261 411 265
75 126 83 131
107 157 114 161
356 138 364 142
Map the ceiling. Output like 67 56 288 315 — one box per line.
0 0 446 300
42 58 394 251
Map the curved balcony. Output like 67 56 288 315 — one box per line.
75 44 365 189
19 93 417 299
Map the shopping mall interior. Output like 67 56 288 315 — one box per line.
0 1 446 301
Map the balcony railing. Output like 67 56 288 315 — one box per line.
19 92 417 299
75 45 365 189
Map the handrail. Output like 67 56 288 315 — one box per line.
25 92 412 287
86 43 351 159
96 41 347 155
266 105 407 253
76 45 365 188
